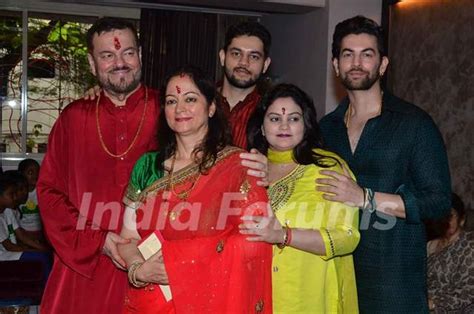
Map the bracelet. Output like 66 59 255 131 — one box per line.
362 187 368 209
127 261 149 288
276 224 292 250
366 188 377 213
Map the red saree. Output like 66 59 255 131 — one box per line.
123 147 272 313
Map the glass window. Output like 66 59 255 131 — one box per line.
1 10 23 154
1 10 138 155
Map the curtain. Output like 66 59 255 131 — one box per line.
140 9 217 90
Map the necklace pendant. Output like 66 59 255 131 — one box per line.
177 191 188 200
96 88 148 158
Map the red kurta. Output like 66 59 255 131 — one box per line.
220 88 261 149
37 85 159 314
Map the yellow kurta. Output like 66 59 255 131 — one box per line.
269 148 359 313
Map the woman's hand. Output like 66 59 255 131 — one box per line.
135 250 169 285
240 149 269 187
239 206 285 244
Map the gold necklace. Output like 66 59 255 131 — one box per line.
96 88 148 158
345 93 384 129
345 98 383 153
166 154 199 200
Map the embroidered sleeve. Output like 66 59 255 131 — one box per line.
319 159 360 260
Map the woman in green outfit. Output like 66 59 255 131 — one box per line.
241 83 360 313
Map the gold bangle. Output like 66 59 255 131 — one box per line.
276 222 292 250
127 261 149 288
276 227 288 250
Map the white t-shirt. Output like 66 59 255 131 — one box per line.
0 208 22 261
19 189 42 231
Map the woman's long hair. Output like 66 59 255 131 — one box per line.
156 65 232 174
247 83 338 167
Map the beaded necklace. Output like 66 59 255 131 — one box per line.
166 154 199 200
95 88 148 158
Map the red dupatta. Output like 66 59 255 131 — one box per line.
124 146 272 314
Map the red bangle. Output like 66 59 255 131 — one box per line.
286 227 292 246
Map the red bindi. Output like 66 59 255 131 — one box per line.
113 37 121 50
282 107 286 115
176 85 181 94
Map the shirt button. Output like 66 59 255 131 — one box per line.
273 266 278 272
120 135 125 141
120 157 124 161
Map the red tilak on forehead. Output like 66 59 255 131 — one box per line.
282 107 286 115
113 37 121 50
176 85 181 94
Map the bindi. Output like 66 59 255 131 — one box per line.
281 107 286 115
176 85 181 94
113 37 121 50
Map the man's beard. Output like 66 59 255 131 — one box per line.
224 66 261 89
341 67 380 91
97 66 142 95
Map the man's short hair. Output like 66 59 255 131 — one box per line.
332 15 385 60
223 21 272 58
86 17 139 53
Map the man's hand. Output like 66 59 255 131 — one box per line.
103 232 130 270
83 85 101 100
316 165 364 207
240 148 269 187
135 250 169 285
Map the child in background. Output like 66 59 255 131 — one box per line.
0 173 48 256
0 174 51 284
0 174 23 261
3 170 48 246
18 159 42 233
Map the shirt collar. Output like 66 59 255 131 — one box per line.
101 84 146 112
217 81 261 106
330 90 405 122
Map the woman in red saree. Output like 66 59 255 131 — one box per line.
118 65 272 313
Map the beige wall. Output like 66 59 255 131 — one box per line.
262 8 329 119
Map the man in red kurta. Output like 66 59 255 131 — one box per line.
218 21 272 149
37 18 158 314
